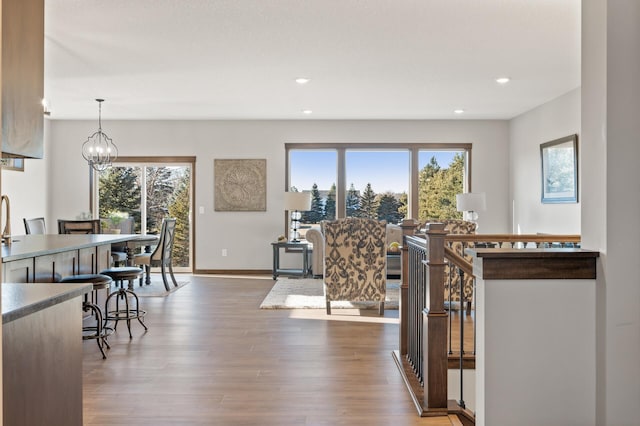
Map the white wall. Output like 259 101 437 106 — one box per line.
1 119 50 236
509 88 581 234
12 119 510 271
582 1 640 425
476 277 596 426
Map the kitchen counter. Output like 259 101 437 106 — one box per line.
2 282 91 425
1 233 134 262
1 234 147 283
2 282 91 323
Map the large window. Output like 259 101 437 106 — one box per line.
288 150 337 238
286 144 471 232
94 157 194 271
418 150 467 220
345 150 409 221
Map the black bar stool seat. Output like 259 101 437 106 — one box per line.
100 267 147 338
60 273 114 359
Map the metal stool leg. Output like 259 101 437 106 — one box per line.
83 297 113 359
127 288 148 330
121 285 132 338
104 278 147 339
60 274 114 359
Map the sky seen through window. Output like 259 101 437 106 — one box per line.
290 150 459 194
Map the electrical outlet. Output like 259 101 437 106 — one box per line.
199 206 205 214
222 249 228 257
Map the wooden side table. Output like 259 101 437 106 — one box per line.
386 252 401 277
271 241 312 279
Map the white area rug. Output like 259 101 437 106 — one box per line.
260 278 399 309
133 274 189 297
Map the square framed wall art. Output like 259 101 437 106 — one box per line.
214 159 267 211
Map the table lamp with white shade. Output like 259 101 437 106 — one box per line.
456 192 486 230
284 191 311 242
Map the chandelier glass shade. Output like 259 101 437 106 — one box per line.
82 99 118 171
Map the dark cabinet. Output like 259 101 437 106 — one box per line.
1 0 44 159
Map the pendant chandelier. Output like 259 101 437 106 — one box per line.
82 98 118 171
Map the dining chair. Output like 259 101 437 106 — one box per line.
24 217 46 234
58 219 102 234
104 217 135 266
134 218 178 292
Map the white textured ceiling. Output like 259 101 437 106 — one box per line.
44 0 581 120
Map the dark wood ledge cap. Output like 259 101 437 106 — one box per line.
465 248 600 280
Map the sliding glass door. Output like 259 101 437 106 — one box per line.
96 159 193 271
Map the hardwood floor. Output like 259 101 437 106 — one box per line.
447 309 476 369
82 275 462 425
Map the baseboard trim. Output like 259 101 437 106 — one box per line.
193 269 271 275
392 350 475 424
392 350 446 417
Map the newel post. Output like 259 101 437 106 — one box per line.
399 218 419 355
423 223 448 412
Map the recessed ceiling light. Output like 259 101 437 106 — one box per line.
302 109 313 114
454 109 465 114
496 77 510 84
295 78 310 84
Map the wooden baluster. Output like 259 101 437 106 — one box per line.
399 219 419 356
458 267 466 409
448 260 453 355
473 276 477 355
408 244 417 371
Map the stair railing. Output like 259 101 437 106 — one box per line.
395 224 581 420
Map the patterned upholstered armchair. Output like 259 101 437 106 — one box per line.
323 218 387 315
424 219 477 313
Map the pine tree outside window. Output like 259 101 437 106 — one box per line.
96 158 194 271
345 150 408 222
286 144 471 232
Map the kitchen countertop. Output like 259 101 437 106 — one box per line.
2 282 92 324
1 234 137 262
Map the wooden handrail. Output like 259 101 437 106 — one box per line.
443 234 581 280
444 247 473 276
444 234 580 244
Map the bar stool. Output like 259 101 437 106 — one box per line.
60 273 114 359
100 266 147 338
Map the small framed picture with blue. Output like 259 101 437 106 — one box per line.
540 134 578 203
0 157 24 172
